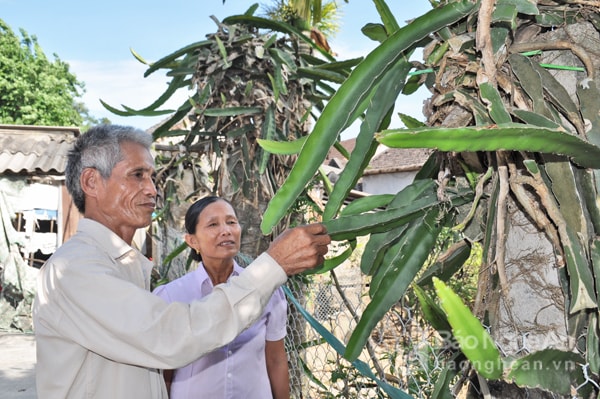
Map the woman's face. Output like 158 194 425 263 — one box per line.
187 200 241 264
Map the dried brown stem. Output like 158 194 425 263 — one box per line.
562 0 600 7
509 40 595 79
476 0 498 86
495 152 510 297
509 173 568 268
507 159 562 253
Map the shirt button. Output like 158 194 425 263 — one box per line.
228 350 233 355
227 373 232 379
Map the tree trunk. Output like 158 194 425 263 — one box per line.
489 198 570 356
467 15 600 398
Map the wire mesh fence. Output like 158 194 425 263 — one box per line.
284 265 445 399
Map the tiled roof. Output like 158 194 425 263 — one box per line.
0 125 80 175
324 138 356 168
366 147 433 173
324 138 432 172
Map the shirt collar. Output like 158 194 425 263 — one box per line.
196 260 243 289
77 218 136 260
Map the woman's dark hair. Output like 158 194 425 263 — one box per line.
185 196 234 262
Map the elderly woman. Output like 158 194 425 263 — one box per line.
154 196 290 399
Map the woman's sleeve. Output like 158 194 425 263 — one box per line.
265 286 288 341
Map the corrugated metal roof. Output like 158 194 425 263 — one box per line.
0 124 80 175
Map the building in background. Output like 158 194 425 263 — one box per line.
362 147 433 195
0 125 80 266
0 125 80 330
324 138 432 196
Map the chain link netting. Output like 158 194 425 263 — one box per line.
283 263 446 399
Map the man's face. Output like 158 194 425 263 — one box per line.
92 141 157 240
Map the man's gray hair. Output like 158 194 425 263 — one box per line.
65 124 153 214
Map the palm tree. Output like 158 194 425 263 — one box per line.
263 0 342 55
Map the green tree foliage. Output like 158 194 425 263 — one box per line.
0 19 90 126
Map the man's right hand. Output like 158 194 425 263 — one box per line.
266 224 331 276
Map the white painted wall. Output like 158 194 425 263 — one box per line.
361 171 418 195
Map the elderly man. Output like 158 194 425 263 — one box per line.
33 124 330 399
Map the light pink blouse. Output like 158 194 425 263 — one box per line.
153 261 287 399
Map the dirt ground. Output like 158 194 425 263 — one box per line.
0 332 37 399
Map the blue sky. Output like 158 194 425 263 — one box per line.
2 0 432 135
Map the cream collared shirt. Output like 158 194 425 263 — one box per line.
33 218 286 399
